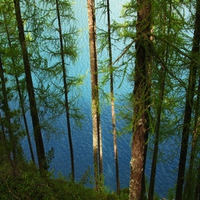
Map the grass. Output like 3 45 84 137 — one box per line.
0 162 129 200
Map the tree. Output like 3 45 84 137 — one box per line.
13 0 48 175
175 0 200 198
106 0 120 195
87 0 103 190
129 0 152 199
2 6 35 164
55 0 75 181
194 158 200 199
0 55 18 175
148 0 173 198
97 0 121 194
193 77 200 200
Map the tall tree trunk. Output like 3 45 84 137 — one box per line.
106 0 120 195
129 0 151 199
0 112 15 173
0 55 17 175
183 76 200 200
148 1 171 197
87 0 103 190
55 0 75 181
194 162 200 200
13 0 47 175
3 11 35 164
148 68 166 200
175 0 200 199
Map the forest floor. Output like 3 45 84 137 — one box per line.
0 162 129 200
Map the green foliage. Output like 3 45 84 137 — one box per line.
0 162 128 200
79 167 93 185
46 147 55 168
167 187 176 200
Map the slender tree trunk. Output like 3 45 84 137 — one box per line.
87 0 103 190
3 12 35 164
15 75 36 163
183 76 200 200
106 0 120 195
0 55 17 175
13 0 47 175
55 0 75 181
0 113 15 173
195 78 200 200
148 2 171 196
175 0 200 199
129 0 151 199
148 68 166 200
194 163 200 200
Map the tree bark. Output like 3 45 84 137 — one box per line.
13 0 47 175
194 163 200 200
175 0 200 199
183 79 200 200
0 55 17 175
3 11 35 164
55 0 75 181
106 0 120 195
87 0 103 190
0 113 15 174
148 1 171 197
148 68 166 200
129 0 151 199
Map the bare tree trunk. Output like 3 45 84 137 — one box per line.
87 0 103 190
183 76 200 199
0 55 17 175
105 0 120 195
3 11 35 164
175 0 200 198
129 0 151 199
148 68 166 200
13 0 47 175
0 112 16 174
55 0 75 181
194 163 200 200
148 1 172 196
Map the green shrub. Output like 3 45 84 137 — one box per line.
0 162 129 200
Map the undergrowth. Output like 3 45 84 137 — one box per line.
0 162 128 200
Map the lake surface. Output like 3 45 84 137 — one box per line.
22 0 180 198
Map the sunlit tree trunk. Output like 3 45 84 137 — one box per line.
129 0 151 199
175 0 200 198
87 0 103 190
55 0 75 181
13 0 47 175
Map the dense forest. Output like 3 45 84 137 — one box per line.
0 0 200 200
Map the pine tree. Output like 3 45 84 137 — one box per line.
13 0 48 175
129 0 152 199
2 6 35 164
55 0 75 181
175 0 200 198
0 55 18 175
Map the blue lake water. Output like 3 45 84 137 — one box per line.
22 0 180 199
